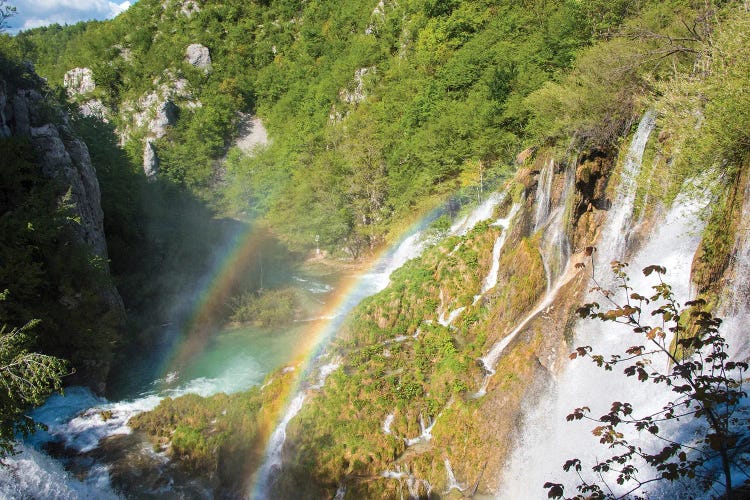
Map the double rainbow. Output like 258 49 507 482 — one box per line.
159 207 441 498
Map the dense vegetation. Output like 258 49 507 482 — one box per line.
113 0 750 497
1 0 749 497
2 0 649 256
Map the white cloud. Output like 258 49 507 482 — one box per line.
6 0 132 34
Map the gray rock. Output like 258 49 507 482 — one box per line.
186 44 212 71
30 123 109 260
149 100 178 139
1 74 125 393
0 82 10 137
79 99 108 121
143 140 159 178
12 90 31 135
63 67 96 97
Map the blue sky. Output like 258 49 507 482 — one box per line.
6 0 133 34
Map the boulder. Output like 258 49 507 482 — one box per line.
186 44 212 71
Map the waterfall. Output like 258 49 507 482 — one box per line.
596 110 656 261
497 190 706 498
450 190 507 236
477 260 572 385
533 158 555 230
477 161 575 386
481 235 506 294
438 306 465 327
444 459 464 493
539 163 575 290
380 466 433 500
404 414 437 447
254 393 306 490
383 413 395 435
719 176 750 361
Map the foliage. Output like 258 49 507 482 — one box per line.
546 260 750 499
0 0 14 32
0 317 68 458
2 0 656 255
230 287 298 327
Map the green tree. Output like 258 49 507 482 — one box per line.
0 0 15 32
546 259 750 499
0 315 68 458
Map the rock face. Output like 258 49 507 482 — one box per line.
186 44 212 71
118 71 196 175
1 74 125 392
143 140 159 178
0 78 122 289
339 66 374 104
63 67 96 97
63 67 110 122
235 115 269 154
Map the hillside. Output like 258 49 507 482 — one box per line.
0 0 749 499
4 0 647 254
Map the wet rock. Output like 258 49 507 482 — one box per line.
516 147 535 165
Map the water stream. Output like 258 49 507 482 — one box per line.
498 192 706 498
495 111 714 498
254 193 511 496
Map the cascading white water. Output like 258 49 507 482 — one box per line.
383 413 395 435
380 465 433 499
533 158 555 230
254 392 306 489
496 112 702 497
450 191 507 236
0 444 120 499
438 306 465 327
477 161 576 388
444 459 464 493
597 110 656 260
497 191 706 499
481 236 506 295
539 163 575 290
404 413 437 446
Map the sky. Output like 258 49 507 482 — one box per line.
5 0 133 34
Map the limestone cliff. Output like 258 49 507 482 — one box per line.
0 70 125 391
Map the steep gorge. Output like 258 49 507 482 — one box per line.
1 0 749 499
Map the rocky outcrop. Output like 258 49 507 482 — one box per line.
234 114 269 155
63 67 96 97
1 73 125 392
143 139 159 178
0 77 122 292
119 71 196 175
63 67 109 122
186 44 212 71
150 100 178 139
339 67 374 104
330 67 376 123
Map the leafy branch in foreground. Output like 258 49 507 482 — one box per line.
0 316 69 459
545 257 750 499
